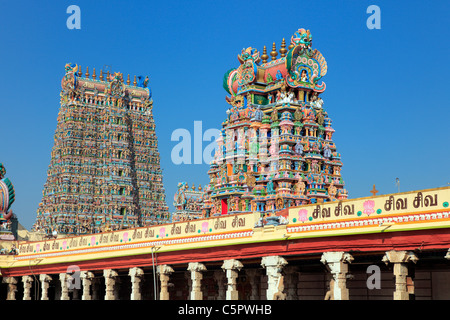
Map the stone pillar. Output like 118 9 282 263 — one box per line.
213 270 226 300
382 250 418 300
59 273 70 300
261 255 288 300
3 277 17 300
129 267 144 300
39 274 52 300
188 262 207 300
245 269 261 300
222 259 243 300
321 251 354 300
157 265 174 300
80 271 94 300
22 275 33 300
103 269 119 300
284 266 299 300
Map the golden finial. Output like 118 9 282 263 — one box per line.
280 38 287 57
106 71 110 82
85 66 89 78
127 74 130 85
133 75 137 86
288 40 295 50
92 68 96 79
261 45 268 63
270 42 278 61
78 66 83 77
100 69 104 81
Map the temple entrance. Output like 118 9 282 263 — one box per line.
221 199 228 215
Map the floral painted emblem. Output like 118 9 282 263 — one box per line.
363 200 375 216
298 209 308 222
159 227 166 238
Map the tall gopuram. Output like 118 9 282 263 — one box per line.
33 64 169 236
202 28 348 218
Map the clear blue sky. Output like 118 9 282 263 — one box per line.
0 0 449 230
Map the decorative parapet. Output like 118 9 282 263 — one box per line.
287 187 450 237
3 187 448 270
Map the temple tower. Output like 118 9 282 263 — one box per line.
202 29 348 219
172 182 205 222
33 65 169 236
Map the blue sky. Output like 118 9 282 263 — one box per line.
0 0 449 230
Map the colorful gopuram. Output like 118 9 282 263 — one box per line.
172 182 205 222
0 163 15 240
32 65 169 236
201 29 347 220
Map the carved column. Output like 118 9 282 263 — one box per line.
157 265 174 300
22 275 33 300
59 273 70 300
80 271 94 300
284 266 299 300
188 262 207 300
321 251 354 300
261 255 288 300
3 277 17 300
222 259 243 300
39 274 52 300
129 267 144 300
245 269 261 300
103 269 119 300
382 250 418 300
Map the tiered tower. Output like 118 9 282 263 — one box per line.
33 64 169 236
202 29 348 218
172 182 205 222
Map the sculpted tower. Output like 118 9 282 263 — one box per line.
202 29 348 218
33 65 169 236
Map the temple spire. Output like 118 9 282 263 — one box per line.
270 42 278 60
261 46 268 63
280 38 287 57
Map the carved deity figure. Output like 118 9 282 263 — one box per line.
294 142 303 155
271 111 278 122
294 107 303 121
300 70 308 82
253 106 263 121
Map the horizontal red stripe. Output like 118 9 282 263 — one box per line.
2 228 449 277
